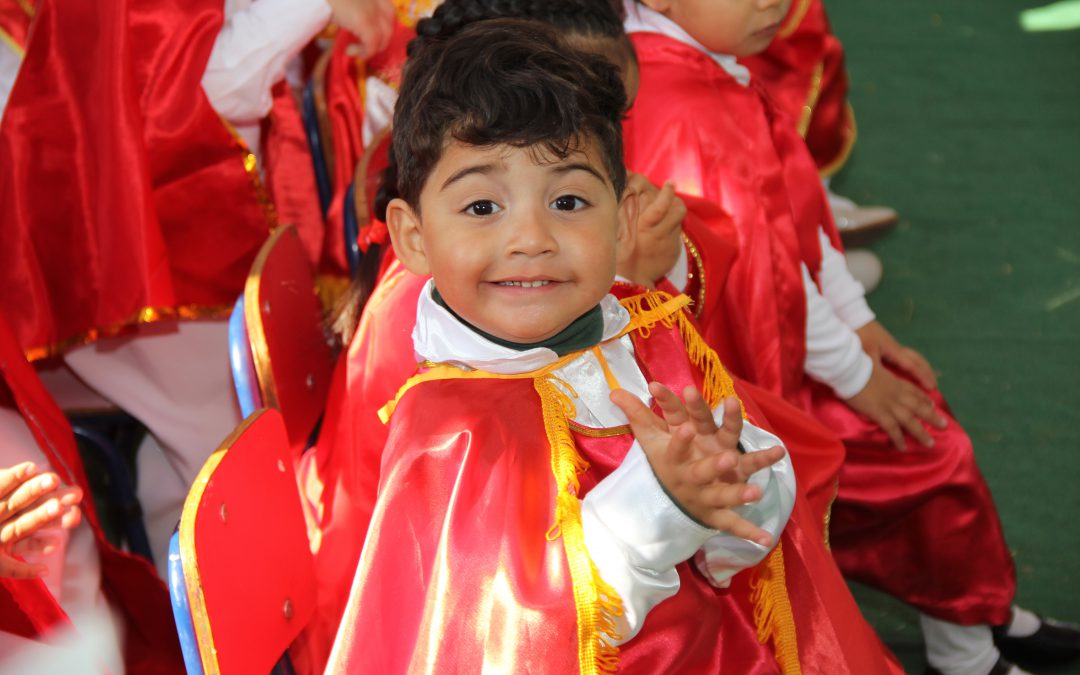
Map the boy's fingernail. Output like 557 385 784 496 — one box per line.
39 475 55 489
46 500 60 516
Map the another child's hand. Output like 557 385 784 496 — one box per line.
845 361 948 451
856 320 937 390
1 462 83 579
617 173 686 287
330 0 395 59
611 385 785 546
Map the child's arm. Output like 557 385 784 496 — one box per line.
815 229 938 390
617 174 688 289
579 387 791 643
0 462 82 579
802 265 947 449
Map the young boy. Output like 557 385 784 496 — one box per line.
619 1 1080 673
321 18 901 674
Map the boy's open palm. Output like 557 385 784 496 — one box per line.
0 462 83 579
610 385 785 547
846 361 948 451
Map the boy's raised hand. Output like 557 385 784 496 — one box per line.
331 0 395 59
845 361 948 451
617 173 686 287
1 461 83 579
610 385 786 547
856 320 938 391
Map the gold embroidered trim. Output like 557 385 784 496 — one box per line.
796 62 825 139
24 303 232 363
217 116 279 230
0 25 25 57
568 421 632 438
681 232 707 318
14 0 33 18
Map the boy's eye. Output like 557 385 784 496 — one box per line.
464 200 502 216
551 195 588 211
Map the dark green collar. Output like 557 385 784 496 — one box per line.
432 287 604 357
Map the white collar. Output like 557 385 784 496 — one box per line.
411 279 632 375
622 0 751 87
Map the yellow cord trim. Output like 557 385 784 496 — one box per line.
796 62 825 139
817 102 858 178
590 346 621 392
778 0 811 39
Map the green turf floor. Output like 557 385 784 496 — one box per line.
827 1 1080 672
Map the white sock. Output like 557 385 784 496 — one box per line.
921 614 1000 675
1005 605 1041 638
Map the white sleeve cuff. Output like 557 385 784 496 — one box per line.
582 441 717 643
817 228 876 330
694 421 795 586
802 264 874 398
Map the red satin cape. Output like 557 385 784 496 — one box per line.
0 0 273 361
624 32 1015 625
742 0 856 175
0 311 183 674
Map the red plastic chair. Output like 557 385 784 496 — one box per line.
243 224 336 453
171 408 315 675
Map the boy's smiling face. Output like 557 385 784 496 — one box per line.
387 138 636 344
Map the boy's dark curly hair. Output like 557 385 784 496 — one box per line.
392 18 628 211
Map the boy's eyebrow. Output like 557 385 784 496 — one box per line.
552 162 608 184
440 163 496 191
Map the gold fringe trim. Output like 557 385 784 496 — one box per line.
622 290 802 674
24 303 232 363
394 0 438 26
535 376 624 674
751 543 802 675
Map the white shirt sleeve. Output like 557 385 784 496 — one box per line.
816 227 875 330
580 417 794 644
802 264 874 399
202 0 332 125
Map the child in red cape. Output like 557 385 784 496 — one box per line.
309 17 900 675
620 0 1080 672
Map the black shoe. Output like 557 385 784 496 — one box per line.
924 655 1019 675
993 616 1080 666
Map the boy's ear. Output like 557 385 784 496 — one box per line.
615 185 639 269
385 198 432 276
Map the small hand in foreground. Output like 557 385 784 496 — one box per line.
1 462 83 579
330 0 395 59
856 320 937 390
617 173 686 288
846 361 948 451
611 384 786 546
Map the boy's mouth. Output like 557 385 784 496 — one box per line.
494 280 553 288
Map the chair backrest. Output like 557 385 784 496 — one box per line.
344 126 393 277
244 224 336 451
169 408 315 675
228 295 260 418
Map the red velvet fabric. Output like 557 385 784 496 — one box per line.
742 0 855 174
624 30 1016 625
0 312 183 673
0 0 271 360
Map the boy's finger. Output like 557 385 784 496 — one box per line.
681 387 717 436
0 462 37 500
734 446 786 479
880 417 906 451
665 425 695 465
59 505 82 530
898 410 935 449
0 498 65 546
686 450 736 485
703 509 772 547
2 473 59 519
649 382 687 428
717 398 743 437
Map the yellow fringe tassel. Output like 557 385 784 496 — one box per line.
622 290 802 675
535 376 624 674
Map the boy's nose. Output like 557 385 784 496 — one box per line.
506 209 558 257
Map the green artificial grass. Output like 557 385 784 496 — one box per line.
827 1 1080 671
